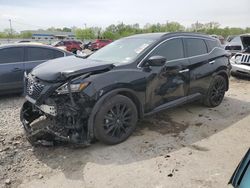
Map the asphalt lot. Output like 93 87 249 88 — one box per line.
0 76 249 188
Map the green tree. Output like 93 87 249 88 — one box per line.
165 22 185 32
62 27 72 32
20 31 32 38
75 28 95 40
102 31 118 40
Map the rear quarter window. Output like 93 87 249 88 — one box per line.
185 38 208 57
206 39 222 52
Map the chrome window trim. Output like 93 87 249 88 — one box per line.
137 36 221 68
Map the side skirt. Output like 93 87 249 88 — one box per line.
144 93 202 116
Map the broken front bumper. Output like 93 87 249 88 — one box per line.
20 98 91 147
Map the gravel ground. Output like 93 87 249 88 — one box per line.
0 77 250 188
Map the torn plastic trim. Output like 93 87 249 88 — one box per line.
20 100 91 147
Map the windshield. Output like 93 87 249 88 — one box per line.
88 38 155 64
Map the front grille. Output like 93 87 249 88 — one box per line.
26 76 44 101
240 54 250 63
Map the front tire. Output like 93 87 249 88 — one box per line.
203 75 227 107
94 95 138 145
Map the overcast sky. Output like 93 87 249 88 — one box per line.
0 0 249 32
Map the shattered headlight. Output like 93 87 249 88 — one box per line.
56 82 90 94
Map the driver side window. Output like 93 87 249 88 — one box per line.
150 38 184 61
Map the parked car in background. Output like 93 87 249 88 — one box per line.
52 40 82 54
210 34 225 45
83 41 92 50
17 40 32 43
89 39 112 51
225 34 250 55
0 43 72 94
20 32 230 146
229 148 250 188
230 47 250 77
226 35 236 43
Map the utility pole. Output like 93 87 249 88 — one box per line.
8 19 13 37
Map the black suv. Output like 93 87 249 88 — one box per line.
21 32 231 146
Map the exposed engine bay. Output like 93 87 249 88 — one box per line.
21 92 94 146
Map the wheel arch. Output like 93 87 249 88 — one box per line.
87 88 144 140
216 71 229 91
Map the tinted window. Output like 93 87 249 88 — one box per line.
54 50 64 58
206 39 221 51
150 39 184 61
0 47 24 64
27 47 55 61
185 38 208 57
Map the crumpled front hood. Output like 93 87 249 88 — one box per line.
31 56 114 82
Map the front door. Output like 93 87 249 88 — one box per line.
144 38 190 112
0 47 25 92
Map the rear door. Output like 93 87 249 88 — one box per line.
24 47 64 73
0 47 25 92
184 38 215 95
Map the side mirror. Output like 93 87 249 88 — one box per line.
146 56 166 67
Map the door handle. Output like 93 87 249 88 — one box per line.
12 68 22 72
209 60 215 64
179 69 189 73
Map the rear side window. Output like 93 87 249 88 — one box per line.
150 38 184 61
185 38 208 57
27 47 55 61
0 47 24 64
54 50 64 58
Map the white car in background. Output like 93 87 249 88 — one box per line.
231 50 250 77
229 35 250 77
225 34 250 55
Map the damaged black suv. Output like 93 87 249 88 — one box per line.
21 32 231 146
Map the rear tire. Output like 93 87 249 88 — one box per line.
203 75 227 107
94 95 138 145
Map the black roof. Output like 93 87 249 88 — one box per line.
126 32 215 40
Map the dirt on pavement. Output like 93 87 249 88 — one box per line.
0 77 250 188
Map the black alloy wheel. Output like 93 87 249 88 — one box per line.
94 95 138 145
204 75 227 107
